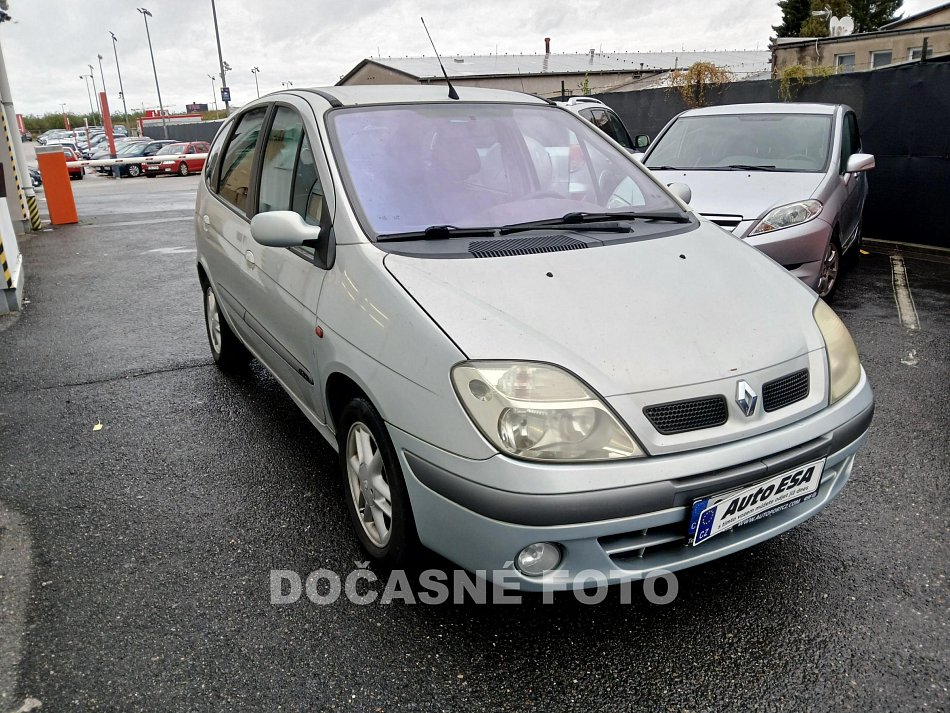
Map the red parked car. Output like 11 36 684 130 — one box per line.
144 141 210 177
62 147 84 180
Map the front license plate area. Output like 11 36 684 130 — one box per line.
687 459 825 546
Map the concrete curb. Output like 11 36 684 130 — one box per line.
863 238 950 259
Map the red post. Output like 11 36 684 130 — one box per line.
99 92 117 158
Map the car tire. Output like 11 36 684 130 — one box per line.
338 397 419 569
202 282 251 370
128 164 141 178
178 162 189 177
817 232 842 300
145 172 155 178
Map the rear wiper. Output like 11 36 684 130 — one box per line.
501 211 689 234
376 225 498 242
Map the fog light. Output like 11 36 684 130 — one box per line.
515 542 561 576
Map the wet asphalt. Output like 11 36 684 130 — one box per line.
0 174 947 712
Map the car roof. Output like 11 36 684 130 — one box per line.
261 84 550 108
678 103 840 117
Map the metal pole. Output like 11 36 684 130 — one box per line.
110 32 132 132
208 75 218 117
251 67 260 98
88 65 102 123
81 75 95 122
137 8 168 139
211 0 230 113
97 54 108 122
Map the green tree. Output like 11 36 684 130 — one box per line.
849 0 903 32
773 0 813 37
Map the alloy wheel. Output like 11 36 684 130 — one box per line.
817 241 839 298
345 422 393 548
205 288 222 355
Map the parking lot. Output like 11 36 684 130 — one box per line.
0 172 947 711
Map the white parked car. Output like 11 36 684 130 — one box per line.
195 86 873 591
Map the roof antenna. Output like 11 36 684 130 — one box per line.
420 17 459 100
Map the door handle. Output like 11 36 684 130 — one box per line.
202 214 210 231
245 250 256 266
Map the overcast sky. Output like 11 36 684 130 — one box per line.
0 0 935 116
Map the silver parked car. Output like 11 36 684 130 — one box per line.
643 103 874 298
195 86 873 591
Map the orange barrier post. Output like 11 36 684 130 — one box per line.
35 146 78 225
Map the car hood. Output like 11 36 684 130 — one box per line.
649 170 824 221
383 225 823 397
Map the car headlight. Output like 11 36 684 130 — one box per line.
750 200 822 236
813 299 861 403
451 361 644 462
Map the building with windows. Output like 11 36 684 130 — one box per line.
771 2 950 74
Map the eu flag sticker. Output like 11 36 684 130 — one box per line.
694 506 718 545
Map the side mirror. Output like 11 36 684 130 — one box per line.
667 182 692 204
846 153 875 173
634 134 650 150
250 210 322 248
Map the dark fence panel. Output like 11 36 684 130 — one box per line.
594 60 950 247
150 120 225 144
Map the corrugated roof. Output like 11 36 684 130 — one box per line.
358 51 771 80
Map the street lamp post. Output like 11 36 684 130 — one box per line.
251 66 260 98
97 54 108 123
80 74 95 122
137 7 168 139
210 0 230 114
88 64 102 123
109 32 132 132
208 74 218 117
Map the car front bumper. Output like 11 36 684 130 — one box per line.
740 217 834 292
389 370 873 591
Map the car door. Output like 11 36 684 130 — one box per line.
247 100 334 420
200 106 269 348
190 142 209 172
837 110 864 249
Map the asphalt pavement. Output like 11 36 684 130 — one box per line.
0 173 947 712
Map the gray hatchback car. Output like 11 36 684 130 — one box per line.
195 86 873 591
643 103 874 298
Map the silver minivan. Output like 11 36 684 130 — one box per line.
643 103 874 298
195 86 874 591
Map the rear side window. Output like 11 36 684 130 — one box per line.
218 108 267 213
204 133 226 189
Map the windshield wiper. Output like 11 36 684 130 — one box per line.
376 225 498 242
501 211 689 234
689 164 779 171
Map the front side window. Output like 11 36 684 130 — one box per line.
645 113 833 172
258 107 305 213
839 112 861 172
204 128 228 189
328 103 678 237
218 107 267 213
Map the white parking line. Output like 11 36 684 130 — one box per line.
890 254 920 331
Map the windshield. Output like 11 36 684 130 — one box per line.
646 113 833 172
328 103 680 237
158 143 186 155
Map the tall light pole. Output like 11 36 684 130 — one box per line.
210 0 230 113
137 7 168 139
88 64 102 123
97 54 108 122
208 74 218 117
80 74 95 121
251 66 260 98
109 31 131 132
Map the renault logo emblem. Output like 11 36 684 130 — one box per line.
736 381 758 417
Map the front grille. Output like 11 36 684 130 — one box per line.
701 214 742 232
468 235 587 258
763 369 810 412
643 395 728 435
